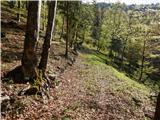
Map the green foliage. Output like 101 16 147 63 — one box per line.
87 2 160 85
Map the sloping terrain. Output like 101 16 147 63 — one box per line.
1 42 156 119
1 2 157 120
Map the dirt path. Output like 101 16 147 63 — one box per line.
49 53 154 120
2 48 155 120
23 52 153 120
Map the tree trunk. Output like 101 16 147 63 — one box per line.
109 49 113 63
154 93 160 120
21 1 41 80
139 40 146 81
65 1 69 58
39 1 57 72
120 46 126 70
25 1 29 10
70 23 77 49
60 16 65 40
120 36 129 71
17 0 21 22
9 1 16 8
42 1 46 31
97 40 100 52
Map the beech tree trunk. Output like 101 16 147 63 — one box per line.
154 93 160 120
38 1 57 72
42 1 46 31
21 1 41 80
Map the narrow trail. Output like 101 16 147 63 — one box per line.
37 52 154 120
2 50 155 120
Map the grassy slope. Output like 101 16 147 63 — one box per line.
79 48 157 119
81 49 152 96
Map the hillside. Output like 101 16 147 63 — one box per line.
1 1 159 120
1 37 157 119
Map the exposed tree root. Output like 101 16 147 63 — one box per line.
18 68 51 101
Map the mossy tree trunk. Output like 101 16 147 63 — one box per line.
39 1 57 72
21 1 41 80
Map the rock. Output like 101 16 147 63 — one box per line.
18 85 31 96
67 61 72 66
48 74 56 80
1 95 10 103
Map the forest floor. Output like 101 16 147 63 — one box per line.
1 24 156 119
1 3 157 120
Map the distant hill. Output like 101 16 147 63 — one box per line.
96 2 160 12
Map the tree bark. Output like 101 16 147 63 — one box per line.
65 1 69 58
21 1 41 80
70 23 77 48
120 46 126 70
42 1 46 31
17 0 21 22
9 1 16 8
59 16 65 40
25 1 29 10
120 35 129 71
139 40 146 81
154 93 160 120
39 1 57 72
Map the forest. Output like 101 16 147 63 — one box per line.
1 0 160 120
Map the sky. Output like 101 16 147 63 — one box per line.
83 0 160 5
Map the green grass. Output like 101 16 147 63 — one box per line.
80 48 107 65
109 65 152 96
81 53 106 65
80 49 154 98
